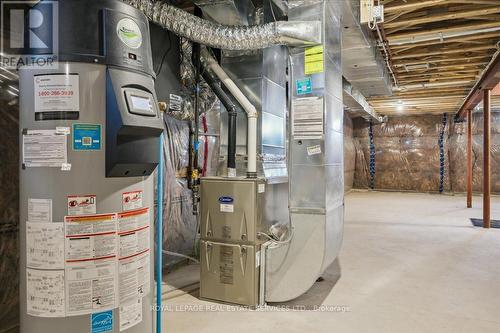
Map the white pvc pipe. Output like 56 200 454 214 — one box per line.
201 49 258 177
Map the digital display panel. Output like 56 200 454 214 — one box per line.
130 95 152 111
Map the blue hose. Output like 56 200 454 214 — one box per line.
369 121 376 190
438 114 447 193
156 133 164 333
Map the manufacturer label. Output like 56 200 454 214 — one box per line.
73 124 101 151
28 198 52 222
116 18 142 49
91 310 113 333
67 195 97 216
307 145 322 156
23 129 68 168
220 204 234 213
296 77 312 95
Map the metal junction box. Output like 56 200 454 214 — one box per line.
199 177 265 306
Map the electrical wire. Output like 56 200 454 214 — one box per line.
162 250 200 263
155 30 172 76
258 228 294 245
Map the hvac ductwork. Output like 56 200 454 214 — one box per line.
122 0 321 50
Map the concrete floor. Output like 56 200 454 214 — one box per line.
162 191 500 333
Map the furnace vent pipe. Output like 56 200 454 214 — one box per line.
201 49 258 178
200 63 239 178
122 0 321 50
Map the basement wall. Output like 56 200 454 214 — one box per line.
353 112 500 194
344 112 355 191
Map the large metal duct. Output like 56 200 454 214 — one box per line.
341 0 392 96
122 0 322 50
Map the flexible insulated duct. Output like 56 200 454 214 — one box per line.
122 0 321 50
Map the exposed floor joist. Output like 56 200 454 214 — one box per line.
368 0 500 116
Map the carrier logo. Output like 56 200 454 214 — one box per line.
218 196 234 204
116 18 142 49
1 1 58 69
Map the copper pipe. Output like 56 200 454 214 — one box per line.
483 89 491 228
467 109 473 208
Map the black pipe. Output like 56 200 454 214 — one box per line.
200 67 238 172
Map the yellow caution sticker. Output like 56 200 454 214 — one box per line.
304 45 324 75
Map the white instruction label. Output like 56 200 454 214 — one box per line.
293 97 324 140
307 145 322 156
119 298 142 331
65 259 117 316
169 94 182 111
34 74 80 113
28 198 52 223
258 184 266 193
119 251 150 304
65 213 117 262
122 191 143 211
67 195 97 216
117 208 150 260
256 250 261 268
27 268 65 317
23 129 67 167
26 222 65 269
220 204 234 213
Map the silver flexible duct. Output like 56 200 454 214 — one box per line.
123 0 321 50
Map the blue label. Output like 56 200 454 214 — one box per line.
296 77 312 95
219 196 234 204
91 310 113 333
73 124 101 151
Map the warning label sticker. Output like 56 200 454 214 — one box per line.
64 213 117 262
122 191 143 211
67 195 97 216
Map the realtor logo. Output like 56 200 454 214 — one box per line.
1 1 58 68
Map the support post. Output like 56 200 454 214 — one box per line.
483 89 491 229
467 109 473 208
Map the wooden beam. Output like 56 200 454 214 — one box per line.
393 56 491 67
397 69 480 79
384 7 500 29
386 21 500 40
467 109 473 208
384 0 447 14
483 89 491 229
457 51 500 118
392 45 496 60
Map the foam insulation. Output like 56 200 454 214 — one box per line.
353 113 500 194
344 112 355 192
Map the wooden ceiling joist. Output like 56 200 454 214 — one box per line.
367 0 499 116
384 6 500 29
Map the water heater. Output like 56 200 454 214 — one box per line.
19 1 162 332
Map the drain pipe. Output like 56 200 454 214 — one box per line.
201 49 258 178
200 64 239 178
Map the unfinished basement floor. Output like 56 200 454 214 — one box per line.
162 191 500 333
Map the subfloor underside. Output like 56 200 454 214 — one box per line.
162 191 500 333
